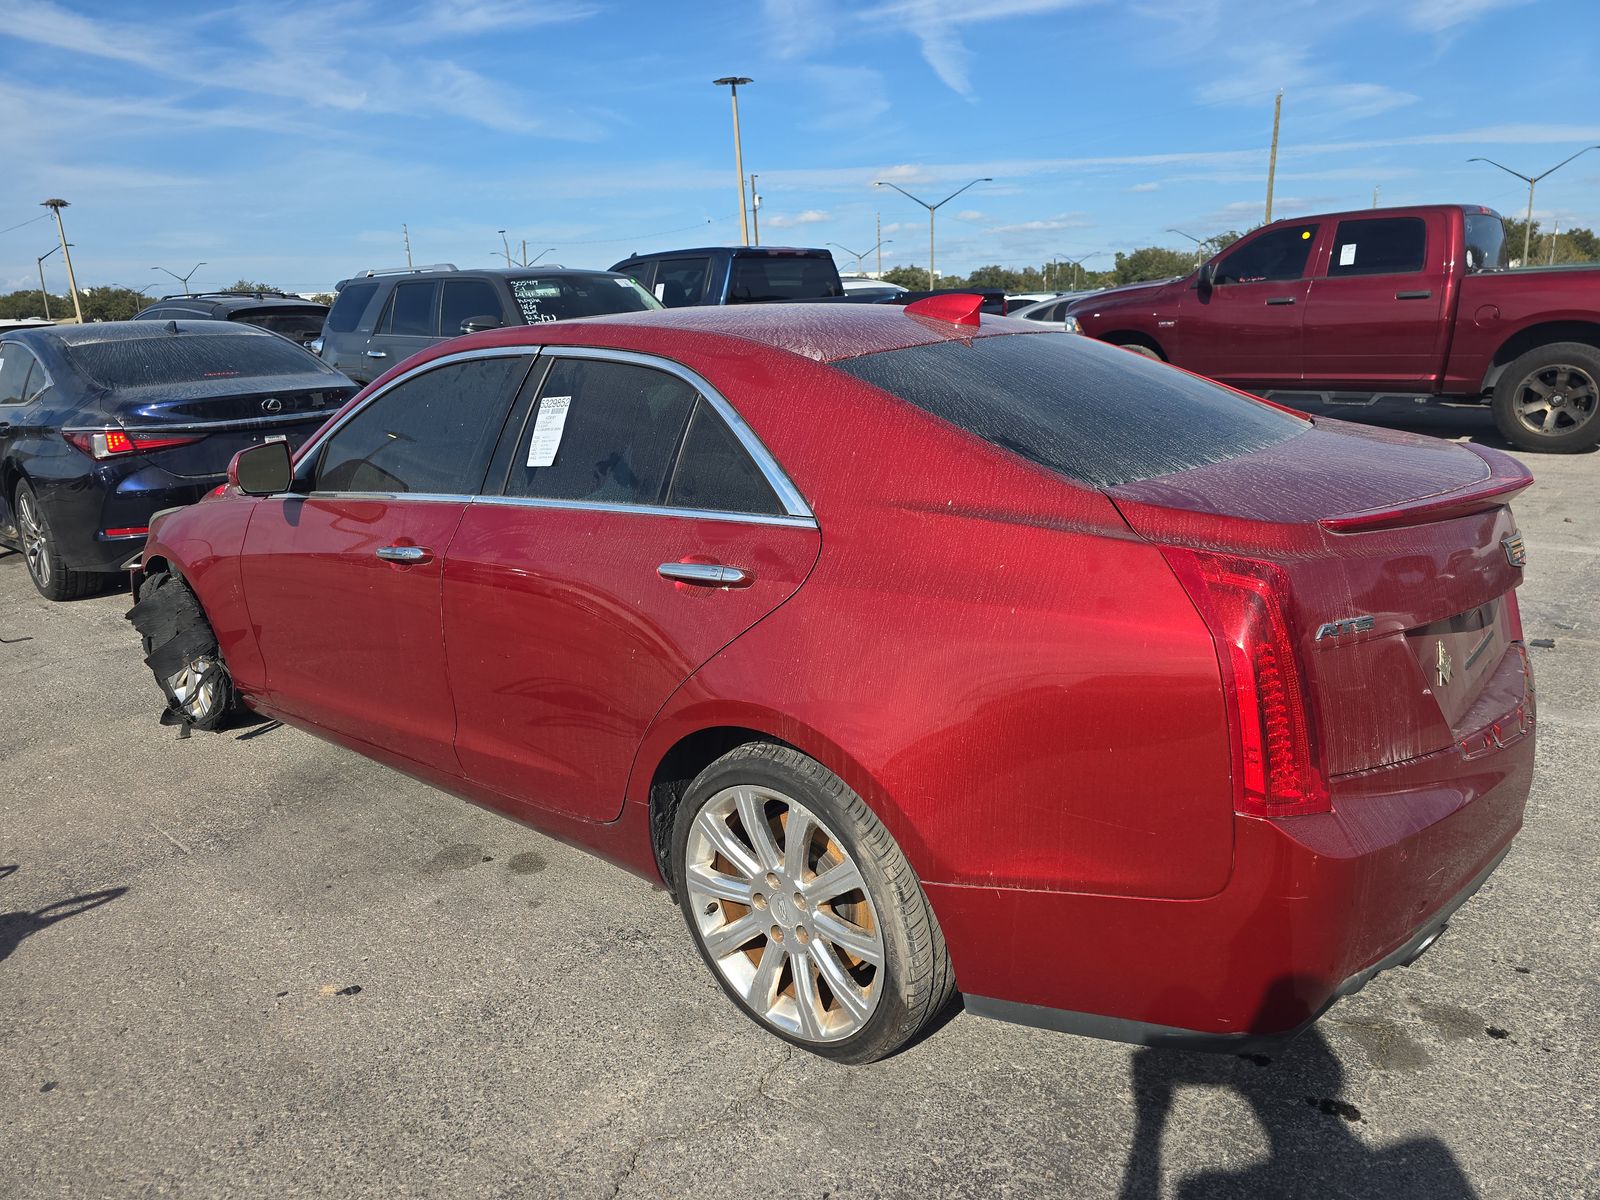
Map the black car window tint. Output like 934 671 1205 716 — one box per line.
728 256 842 302
652 258 710 307
326 281 379 333
314 356 526 495
617 260 656 293
0 344 36 404
385 281 439 336
66 334 336 388
832 331 1308 488
1464 213 1508 272
1327 217 1427 277
666 399 784 515
502 359 697 505
441 279 505 334
1215 224 1319 284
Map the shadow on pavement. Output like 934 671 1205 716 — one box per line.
0 868 128 967
1115 980 1477 1199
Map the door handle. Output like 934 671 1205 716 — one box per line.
0 422 11 435
1395 290 1432 300
1265 297 1296 306
365 350 388 359
658 562 753 588
376 545 431 564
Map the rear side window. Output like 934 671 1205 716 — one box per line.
653 258 711 307
315 356 527 494
441 279 505 334
666 400 784 515
382 281 439 336
507 275 659 324
325 282 378 333
66 333 336 388
728 255 843 302
1215 224 1319 284
1327 218 1426 277
502 359 696 505
831 332 1308 488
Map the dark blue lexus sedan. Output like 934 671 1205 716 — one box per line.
0 321 355 599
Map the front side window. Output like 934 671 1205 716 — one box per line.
653 258 711 307
326 281 378 333
382 281 439 336
502 359 698 505
441 280 505 334
1214 224 1319 284
314 355 526 494
1327 217 1427 277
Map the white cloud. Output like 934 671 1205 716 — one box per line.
956 209 986 221
1129 182 1160 192
1407 0 1531 33
765 209 831 228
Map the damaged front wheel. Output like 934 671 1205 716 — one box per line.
126 571 237 732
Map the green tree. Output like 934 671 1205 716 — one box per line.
0 289 69 319
308 293 335 306
228 278 278 293
1112 246 1196 285
78 287 153 322
1498 218 1598 266
882 265 933 289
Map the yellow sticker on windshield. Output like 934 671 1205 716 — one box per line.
1301 231 1311 239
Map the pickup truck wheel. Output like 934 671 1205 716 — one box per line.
1492 342 1600 453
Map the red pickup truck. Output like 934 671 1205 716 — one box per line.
1065 204 1600 452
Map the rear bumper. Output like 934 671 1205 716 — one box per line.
928 709 1533 1043
44 467 217 573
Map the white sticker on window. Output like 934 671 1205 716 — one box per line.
1339 243 1357 266
616 278 634 286
526 396 572 467
654 283 665 300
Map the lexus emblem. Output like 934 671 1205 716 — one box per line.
261 397 283 414
1436 641 1453 688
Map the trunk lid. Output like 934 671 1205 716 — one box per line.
1108 419 1532 776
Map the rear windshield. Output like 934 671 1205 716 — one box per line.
237 311 326 338
1464 213 1508 272
831 332 1308 487
729 255 843 302
508 275 660 323
67 333 336 389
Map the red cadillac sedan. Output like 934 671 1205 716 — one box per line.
128 297 1535 1064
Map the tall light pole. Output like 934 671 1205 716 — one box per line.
41 200 84 324
875 177 991 290
750 174 760 246
497 230 512 267
1167 228 1209 266
35 244 64 320
1469 146 1600 265
527 247 557 266
827 240 892 273
714 77 753 246
1055 251 1105 291
152 262 207 295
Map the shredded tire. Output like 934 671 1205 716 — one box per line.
125 571 236 732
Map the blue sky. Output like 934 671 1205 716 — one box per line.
2 0 1597 295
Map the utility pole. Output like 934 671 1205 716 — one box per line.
875 177 991 290
1372 185 1380 209
875 212 882 277
1264 91 1283 224
1549 219 1560 265
403 224 413 268
521 239 528 267
714 77 754 246
1469 146 1600 266
750 174 761 246
41 199 84 324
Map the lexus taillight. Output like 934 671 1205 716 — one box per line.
1163 547 1329 818
65 430 204 459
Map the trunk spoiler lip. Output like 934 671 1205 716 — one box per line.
1319 444 1532 533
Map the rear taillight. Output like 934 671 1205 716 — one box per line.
65 430 204 460
1163 547 1330 818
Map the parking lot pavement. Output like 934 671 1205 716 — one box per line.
2 418 1596 1200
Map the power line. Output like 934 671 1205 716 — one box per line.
0 212 50 238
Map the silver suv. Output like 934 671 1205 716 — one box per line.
316 264 661 384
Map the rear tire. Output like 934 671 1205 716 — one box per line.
1492 342 1600 453
672 743 954 1064
13 480 104 601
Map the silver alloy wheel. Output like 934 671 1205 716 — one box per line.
17 490 49 589
166 654 224 723
1513 363 1598 436
685 785 884 1043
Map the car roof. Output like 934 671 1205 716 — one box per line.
430 300 1032 366
334 266 632 289
614 247 829 261
20 319 282 347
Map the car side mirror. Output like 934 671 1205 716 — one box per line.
461 314 503 333
229 440 293 496
1196 261 1218 295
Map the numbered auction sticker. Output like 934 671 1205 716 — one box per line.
526 396 572 467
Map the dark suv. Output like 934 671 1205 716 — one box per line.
134 292 329 348
316 264 661 384
610 247 845 306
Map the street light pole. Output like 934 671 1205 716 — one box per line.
497 230 512 268
874 177 992 290
1469 145 1600 265
41 200 84 324
1054 251 1106 290
714 77 754 246
750 174 760 246
152 262 207 294
35 244 63 320
1167 227 1209 266
827 240 892 274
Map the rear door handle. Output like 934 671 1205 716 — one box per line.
1265 297 1296 306
658 562 752 588
1396 290 1432 300
376 545 431 564
365 350 388 359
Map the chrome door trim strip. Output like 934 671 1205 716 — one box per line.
286 490 817 530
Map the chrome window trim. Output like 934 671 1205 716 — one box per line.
538 344 812 520
114 409 335 435
287 490 816 530
292 342 815 523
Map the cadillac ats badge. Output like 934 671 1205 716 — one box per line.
1436 641 1454 688
1502 532 1527 568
